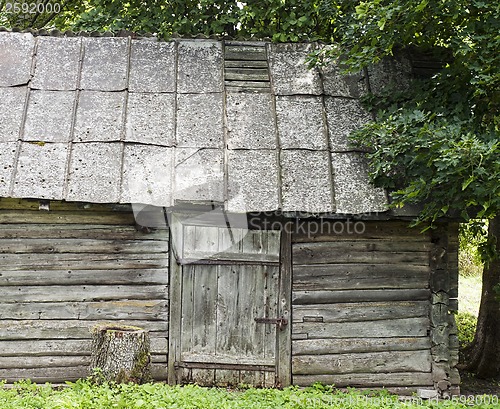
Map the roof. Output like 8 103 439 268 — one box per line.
0 32 411 214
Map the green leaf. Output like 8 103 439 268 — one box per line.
462 176 475 191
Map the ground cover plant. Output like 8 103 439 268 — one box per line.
1 380 499 409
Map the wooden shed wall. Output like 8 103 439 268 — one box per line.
291 221 435 391
0 199 169 383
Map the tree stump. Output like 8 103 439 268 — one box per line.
90 324 151 384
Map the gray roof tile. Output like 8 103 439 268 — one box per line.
174 148 224 203
74 91 125 142
176 93 224 148
226 92 277 149
321 64 368 98
129 40 176 93
125 93 175 146
0 142 18 196
31 37 81 91
80 37 129 91
73 91 126 142
121 144 173 206
227 149 279 212
66 142 122 203
367 56 412 95
0 87 27 142
268 43 322 95
23 90 75 142
276 95 327 150
177 40 223 93
325 97 372 152
0 32 34 86
331 152 387 214
280 150 334 213
12 142 68 199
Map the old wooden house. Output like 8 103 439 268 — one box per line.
0 30 459 397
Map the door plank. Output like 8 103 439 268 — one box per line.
191 265 218 355
180 265 195 363
277 230 292 386
167 216 183 385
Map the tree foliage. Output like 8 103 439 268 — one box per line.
0 1 335 42
313 0 500 231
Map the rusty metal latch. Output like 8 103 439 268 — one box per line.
254 317 288 330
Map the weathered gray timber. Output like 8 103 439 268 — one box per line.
168 214 289 387
291 220 435 392
0 199 169 384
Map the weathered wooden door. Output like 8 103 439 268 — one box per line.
168 214 291 387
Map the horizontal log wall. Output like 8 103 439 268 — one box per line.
291 220 434 390
0 199 169 383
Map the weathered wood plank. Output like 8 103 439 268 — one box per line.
293 372 433 387
225 85 271 93
0 366 90 382
0 320 168 340
293 265 429 291
0 269 168 286
293 246 429 265
0 339 92 356
180 252 279 265
294 240 431 254
0 224 168 240
292 350 432 375
1 285 169 302
292 337 431 356
0 210 135 225
292 301 429 323
190 264 218 356
291 221 431 243
225 60 268 68
215 369 240 386
0 337 168 356
293 317 430 339
181 353 274 367
0 253 169 270
225 46 267 61
292 289 430 304
240 370 266 388
277 230 292 387
225 69 269 82
0 363 167 383
183 228 278 255
0 300 168 320
0 238 169 254
0 355 89 369
190 368 215 385
224 80 271 89
168 215 183 385
293 263 429 279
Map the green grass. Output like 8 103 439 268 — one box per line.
458 274 482 317
0 380 499 408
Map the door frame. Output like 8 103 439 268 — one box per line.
167 212 292 386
